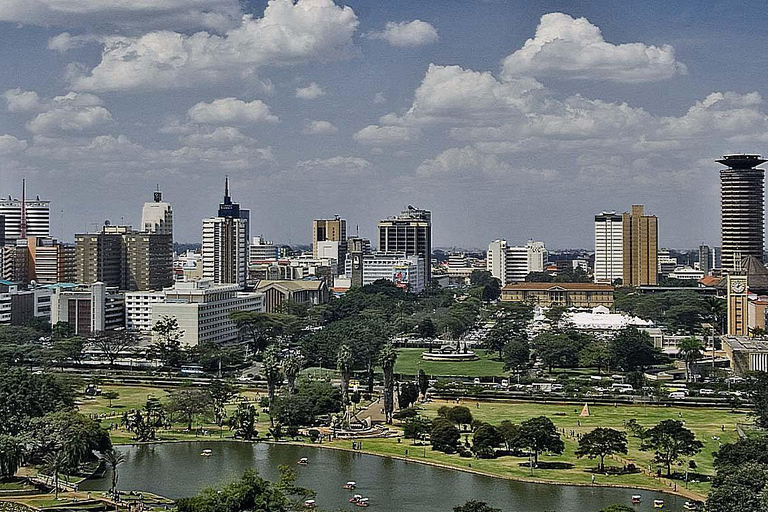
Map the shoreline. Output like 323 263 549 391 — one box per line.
113 437 706 502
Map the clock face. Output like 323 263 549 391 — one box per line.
731 280 746 293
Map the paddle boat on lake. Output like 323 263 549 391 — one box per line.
297 457 309 465
343 482 357 490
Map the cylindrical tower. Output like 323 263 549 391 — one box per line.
718 154 766 273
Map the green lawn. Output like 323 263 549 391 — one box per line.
329 399 749 498
394 348 507 378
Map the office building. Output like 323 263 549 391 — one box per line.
657 249 677 277
141 188 173 235
594 211 623 284
487 239 546 284
718 154 766 272
50 282 125 335
378 206 432 282
343 252 426 293
255 280 328 313
622 205 658 286
124 290 165 332
312 217 346 274
501 282 614 308
0 182 50 245
698 245 711 274
249 236 279 262
202 179 248 288
0 280 51 326
124 230 174 291
151 280 264 345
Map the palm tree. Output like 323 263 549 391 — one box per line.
42 450 68 500
99 449 125 498
705 296 726 334
336 345 353 410
262 345 282 427
678 337 704 382
282 352 303 394
379 343 398 425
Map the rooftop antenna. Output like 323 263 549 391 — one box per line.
20 178 26 239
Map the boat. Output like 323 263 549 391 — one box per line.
200 449 212 457
349 495 363 503
355 498 370 508
631 495 641 504
343 481 357 490
683 501 702 511
303 499 316 508
653 499 664 508
297 457 309 465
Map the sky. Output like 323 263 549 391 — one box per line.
1 0 767 249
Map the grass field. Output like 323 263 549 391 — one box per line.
330 399 748 498
394 348 507 378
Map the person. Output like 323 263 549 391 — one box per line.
591 474 595 484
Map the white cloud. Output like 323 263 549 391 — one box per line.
0 0 243 33
295 83 325 100
353 125 421 145
0 135 28 155
180 127 258 147
293 156 371 177
373 92 387 104
416 146 510 177
303 120 338 135
659 91 768 139
367 20 438 47
501 12 686 83
71 0 359 91
187 98 278 125
48 32 99 52
4 89 41 113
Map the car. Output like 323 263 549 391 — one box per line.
237 375 253 382
668 391 686 400
473 378 481 385
501 379 509 388
699 388 715 396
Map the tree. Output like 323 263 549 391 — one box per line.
707 462 768 512
418 368 429 398
229 311 299 355
579 341 611 374
454 500 501 512
518 416 564 467
444 406 473 431
228 402 258 440
51 337 85 366
398 381 419 410
208 380 237 435
102 391 119 408
379 343 398 424
403 417 432 442
166 387 212 430
472 423 504 458
575 427 628 472
705 296 727 334
263 345 283 427
609 326 658 372
418 318 437 340
677 336 703 382
640 419 703 476
498 420 522 452
431 419 460 453
750 372 768 429
150 315 184 368
502 339 530 373
176 469 291 512
0 435 24 479
272 395 315 428
0 368 74 436
482 280 501 302
534 332 583 372
89 330 139 368
336 344 353 410
100 448 125 497
470 270 496 287
42 450 68 500
282 352 303 394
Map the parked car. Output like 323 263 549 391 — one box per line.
668 391 686 400
698 388 715 396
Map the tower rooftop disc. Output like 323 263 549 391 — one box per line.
716 154 767 169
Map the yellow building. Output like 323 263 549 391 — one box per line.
501 283 614 308
622 204 658 286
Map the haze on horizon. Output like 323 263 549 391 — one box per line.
0 0 766 249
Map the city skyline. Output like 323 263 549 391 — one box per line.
1 1 768 247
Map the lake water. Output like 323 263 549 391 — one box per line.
80 441 685 512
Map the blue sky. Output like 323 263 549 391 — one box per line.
0 0 767 249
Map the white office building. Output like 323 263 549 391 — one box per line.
50 282 125 335
487 239 546 284
0 196 50 244
594 211 623 284
141 190 173 235
248 236 279 262
150 279 264 346
124 291 165 332
202 216 248 288
344 253 426 293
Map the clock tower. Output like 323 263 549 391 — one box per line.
727 273 749 336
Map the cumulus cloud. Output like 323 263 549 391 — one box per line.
4 89 41 113
353 125 421 145
0 0 243 33
70 0 359 91
295 83 325 100
501 12 686 83
187 98 278 125
0 135 28 155
180 127 258 147
303 120 338 134
367 20 438 47
48 32 99 52
293 156 372 177
8 91 114 135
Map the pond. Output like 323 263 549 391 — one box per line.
80 441 685 512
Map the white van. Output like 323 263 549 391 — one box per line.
668 391 686 400
611 383 634 393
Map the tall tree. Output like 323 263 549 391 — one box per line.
90 330 139 368
518 416 564 468
263 345 283 427
282 352 303 394
609 326 658 372
575 427 628 472
677 336 703 382
208 380 237 436
502 338 530 373
418 368 429 398
0 435 24 479
454 500 501 512
379 343 398 424
640 419 703 476
472 423 504 458
750 372 768 429
228 402 258 441
229 311 299 355
336 344 353 410
150 315 184 368
166 387 213 430
100 448 125 498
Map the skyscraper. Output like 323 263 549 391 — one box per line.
141 188 173 236
717 154 766 273
202 178 248 288
487 239 546 284
378 206 432 282
312 216 346 274
0 183 50 245
622 205 658 286
594 211 623 284
698 245 711 274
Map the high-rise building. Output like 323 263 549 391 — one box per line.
698 245 711 274
622 205 658 286
487 239 546 284
378 206 432 282
75 224 173 291
50 282 125 335
312 216 346 274
141 188 173 235
594 211 623 284
202 178 248 288
248 236 279 262
718 154 766 273
0 189 50 245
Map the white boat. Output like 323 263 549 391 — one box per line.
297 457 309 465
200 449 212 457
653 499 664 508
343 481 357 490
355 497 370 508
631 495 641 504
303 499 316 508
349 494 363 503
